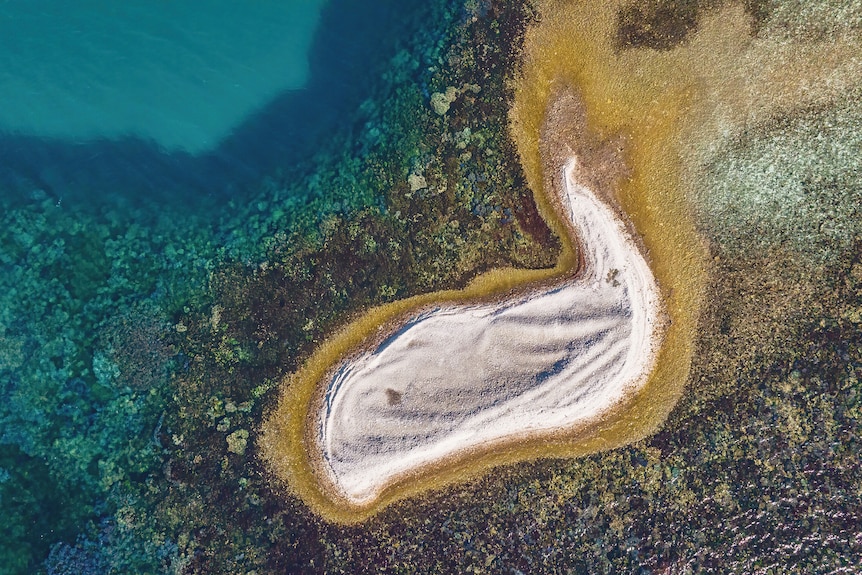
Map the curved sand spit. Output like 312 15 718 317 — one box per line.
316 157 663 504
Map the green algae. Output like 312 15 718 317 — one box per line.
0 197 207 572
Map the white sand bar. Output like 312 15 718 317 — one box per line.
317 158 663 504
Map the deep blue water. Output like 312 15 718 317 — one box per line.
0 0 435 213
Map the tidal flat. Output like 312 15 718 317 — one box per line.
1 0 860 573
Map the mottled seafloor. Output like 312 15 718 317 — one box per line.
1 1 861 573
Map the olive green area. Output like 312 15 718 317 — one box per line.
616 0 769 50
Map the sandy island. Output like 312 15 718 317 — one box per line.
315 155 665 505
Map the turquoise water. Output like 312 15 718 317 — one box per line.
0 1 325 153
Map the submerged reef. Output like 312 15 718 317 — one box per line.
1 0 860 573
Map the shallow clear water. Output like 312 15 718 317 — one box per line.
0 0 427 210
0 1 325 153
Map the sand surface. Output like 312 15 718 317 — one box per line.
317 157 663 504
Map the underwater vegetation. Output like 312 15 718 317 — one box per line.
0 0 860 573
